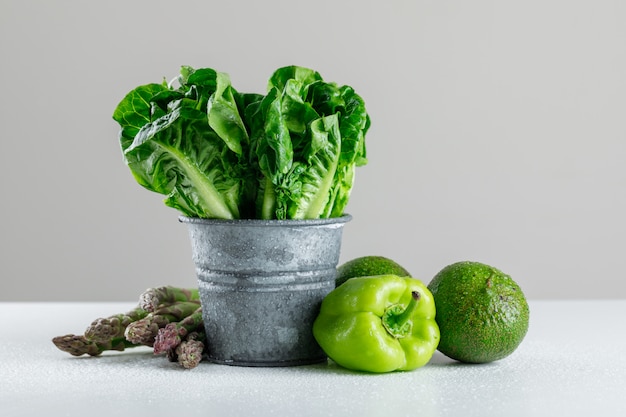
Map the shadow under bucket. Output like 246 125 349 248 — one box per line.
179 214 351 367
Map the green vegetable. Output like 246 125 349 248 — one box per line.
53 306 149 356
83 306 149 343
124 301 201 347
113 68 258 219
139 286 199 313
427 261 529 363
52 288 207 369
313 275 440 373
175 331 206 369
335 255 411 287
247 66 370 219
153 306 203 355
112 65 370 220
52 334 138 357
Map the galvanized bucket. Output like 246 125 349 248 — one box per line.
179 214 351 366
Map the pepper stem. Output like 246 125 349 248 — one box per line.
382 291 421 339
396 291 421 327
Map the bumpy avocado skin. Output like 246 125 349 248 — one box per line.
427 261 530 363
335 256 411 287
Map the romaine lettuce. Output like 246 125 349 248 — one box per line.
112 65 370 220
248 66 370 219
113 67 254 219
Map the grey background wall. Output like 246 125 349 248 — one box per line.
1 0 624 301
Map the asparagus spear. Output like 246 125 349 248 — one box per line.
84 307 149 343
176 331 206 369
124 301 201 346
153 307 204 354
52 334 138 356
52 287 205 363
139 286 200 312
53 307 149 356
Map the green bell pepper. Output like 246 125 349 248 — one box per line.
313 274 440 373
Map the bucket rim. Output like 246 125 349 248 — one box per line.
178 214 352 227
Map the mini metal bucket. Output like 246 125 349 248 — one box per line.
179 215 351 366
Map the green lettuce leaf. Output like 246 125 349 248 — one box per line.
113 67 253 219
112 65 370 220
249 66 370 219
113 83 169 151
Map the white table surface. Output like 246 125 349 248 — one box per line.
1 300 625 417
